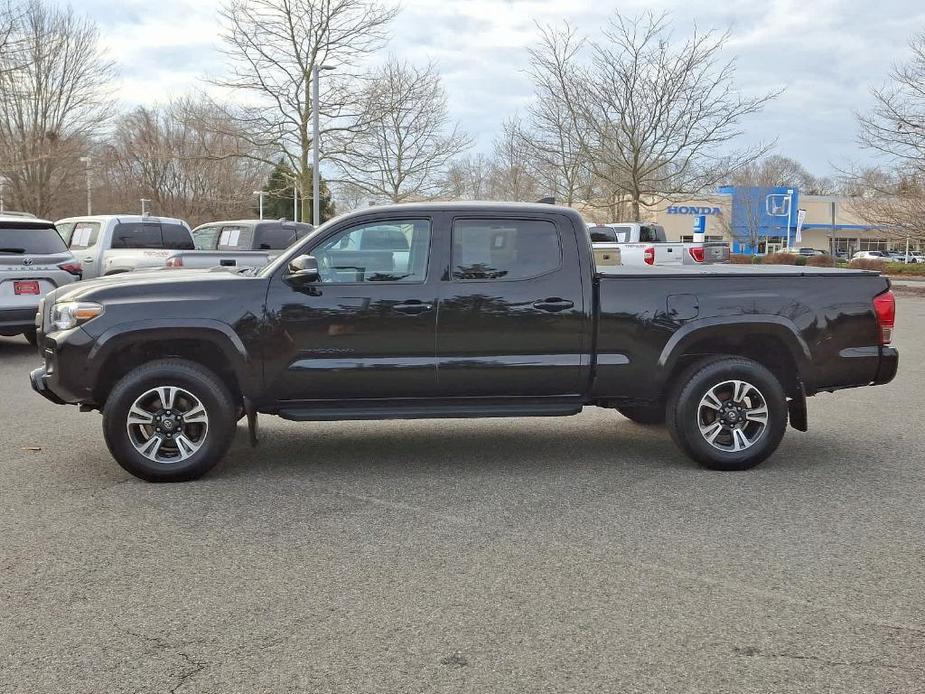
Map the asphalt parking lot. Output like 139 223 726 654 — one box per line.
1 297 923 694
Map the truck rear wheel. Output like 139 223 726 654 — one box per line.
666 356 788 471
616 404 665 425
102 359 237 482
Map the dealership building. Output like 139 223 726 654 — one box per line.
646 186 916 256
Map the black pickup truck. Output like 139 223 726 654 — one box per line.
30 202 898 482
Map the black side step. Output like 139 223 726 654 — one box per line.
277 403 582 422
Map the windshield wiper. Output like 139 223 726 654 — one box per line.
0 247 26 254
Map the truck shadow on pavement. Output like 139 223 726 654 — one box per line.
217 418 701 481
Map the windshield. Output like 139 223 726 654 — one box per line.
0 224 68 255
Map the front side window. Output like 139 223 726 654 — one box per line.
69 222 101 250
110 223 163 249
217 225 246 250
312 219 431 283
639 226 658 243
452 219 561 281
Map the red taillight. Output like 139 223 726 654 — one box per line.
643 247 655 265
58 261 82 276
873 290 895 344
688 246 705 263
166 257 183 268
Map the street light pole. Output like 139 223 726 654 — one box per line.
0 177 5 214
253 190 265 220
312 64 335 227
140 198 150 216
79 156 92 215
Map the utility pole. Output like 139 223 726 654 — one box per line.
79 156 92 214
140 198 150 217
293 187 298 222
253 190 265 220
0 177 5 214
312 64 335 226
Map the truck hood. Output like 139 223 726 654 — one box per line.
48 268 256 304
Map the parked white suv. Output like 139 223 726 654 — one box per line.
55 215 194 279
1 216 80 344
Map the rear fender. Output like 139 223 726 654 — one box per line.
656 315 812 394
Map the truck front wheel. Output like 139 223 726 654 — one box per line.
102 359 237 482
666 356 788 471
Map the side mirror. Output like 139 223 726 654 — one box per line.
284 254 320 286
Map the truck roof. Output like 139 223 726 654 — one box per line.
55 215 188 225
0 215 54 225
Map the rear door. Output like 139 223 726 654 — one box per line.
436 214 589 396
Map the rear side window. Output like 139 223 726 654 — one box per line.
0 224 68 255
110 223 164 249
162 223 194 250
254 223 297 250
452 219 561 281
69 222 101 250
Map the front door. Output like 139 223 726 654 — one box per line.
264 217 439 400
436 215 589 397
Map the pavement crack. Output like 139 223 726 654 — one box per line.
732 646 916 671
169 652 209 694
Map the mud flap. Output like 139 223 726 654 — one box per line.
788 393 808 432
244 397 259 447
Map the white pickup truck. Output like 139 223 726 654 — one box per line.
55 215 194 278
588 222 729 266
164 219 314 271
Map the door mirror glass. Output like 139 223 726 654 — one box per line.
284 255 320 285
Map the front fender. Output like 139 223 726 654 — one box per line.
87 319 260 398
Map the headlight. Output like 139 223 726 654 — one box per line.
51 302 104 331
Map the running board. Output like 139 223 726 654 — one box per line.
276 402 583 422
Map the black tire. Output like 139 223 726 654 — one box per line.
102 359 237 482
22 329 37 346
616 404 665 425
666 356 788 471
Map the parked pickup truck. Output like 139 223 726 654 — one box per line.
31 202 897 482
55 215 194 278
589 222 730 265
166 219 314 271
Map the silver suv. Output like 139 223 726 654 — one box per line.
0 216 80 345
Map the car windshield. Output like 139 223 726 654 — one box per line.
0 224 68 255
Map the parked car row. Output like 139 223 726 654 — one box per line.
588 222 730 267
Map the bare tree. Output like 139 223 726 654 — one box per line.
853 29 925 243
0 0 114 218
442 153 491 200
214 0 398 219
334 57 471 202
100 99 271 225
486 118 542 201
522 23 589 206
530 12 779 220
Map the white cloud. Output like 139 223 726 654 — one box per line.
81 0 925 177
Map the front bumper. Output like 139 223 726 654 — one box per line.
0 308 38 335
30 366 67 405
873 346 899 386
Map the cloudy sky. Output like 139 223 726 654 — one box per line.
79 0 925 178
